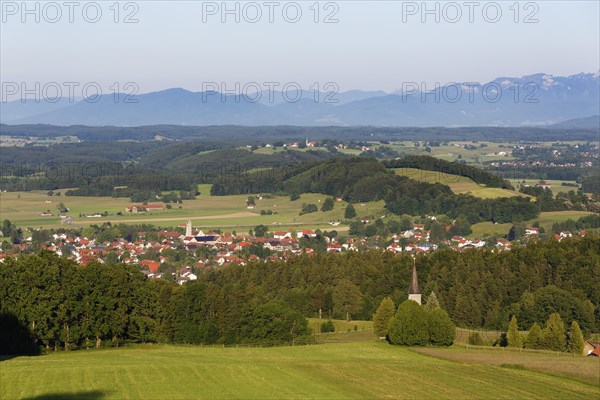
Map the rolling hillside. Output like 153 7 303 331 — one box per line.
393 168 523 198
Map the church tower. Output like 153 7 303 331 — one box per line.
185 219 192 237
408 259 421 305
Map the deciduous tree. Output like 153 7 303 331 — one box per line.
321 198 334 212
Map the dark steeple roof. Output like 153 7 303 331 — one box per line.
409 262 420 295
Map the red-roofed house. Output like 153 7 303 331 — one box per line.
296 230 316 238
584 340 600 356
273 231 292 240
140 259 161 273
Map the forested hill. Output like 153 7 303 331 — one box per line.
211 157 538 224
385 155 513 189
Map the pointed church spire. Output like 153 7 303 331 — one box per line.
408 257 422 305
409 261 419 295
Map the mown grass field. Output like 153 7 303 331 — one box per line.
1 342 598 400
412 345 600 387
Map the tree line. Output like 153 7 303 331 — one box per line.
1 237 597 354
504 314 584 353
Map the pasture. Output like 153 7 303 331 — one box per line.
385 141 518 164
534 211 596 230
513 179 581 195
0 189 383 232
393 167 523 198
468 211 595 238
1 342 598 399
469 221 513 238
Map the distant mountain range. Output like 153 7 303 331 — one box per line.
550 115 600 129
1 72 598 127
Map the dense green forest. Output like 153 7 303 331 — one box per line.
582 175 600 194
1 237 598 353
0 140 336 193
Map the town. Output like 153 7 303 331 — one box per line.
1 212 590 286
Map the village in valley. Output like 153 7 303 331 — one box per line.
1 210 589 286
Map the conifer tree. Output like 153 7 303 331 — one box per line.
388 300 429 346
373 297 395 338
427 308 455 346
507 315 523 348
543 313 566 351
344 204 357 219
424 291 440 311
567 321 584 354
524 323 543 349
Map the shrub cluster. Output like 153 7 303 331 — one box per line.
387 300 455 346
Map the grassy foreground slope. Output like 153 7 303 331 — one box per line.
2 342 598 400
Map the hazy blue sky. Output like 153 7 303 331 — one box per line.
1 1 599 94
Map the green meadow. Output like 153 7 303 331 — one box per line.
393 167 525 198
1 342 598 400
0 189 381 232
533 211 596 231
468 211 595 238
513 179 581 195
0 177 591 235
469 221 514 238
